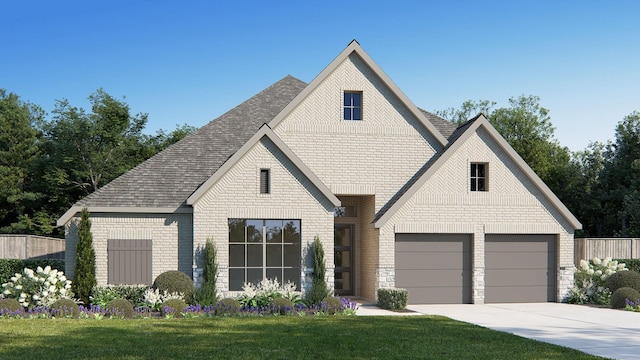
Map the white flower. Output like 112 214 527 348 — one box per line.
587 269 594 275
595 270 603 276
43 266 51 274
32 294 40 300
59 275 67 282
41 290 49 297
600 275 607 281
618 264 627 270
49 286 56 293
3 289 11 295
22 302 29 307
64 283 72 290
579 260 589 271
36 266 44 273
15 285 23 290
10 276 18 282
591 258 602 265
19 292 26 299
605 269 613 276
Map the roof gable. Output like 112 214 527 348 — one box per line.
374 115 581 230
186 124 340 207
268 40 449 147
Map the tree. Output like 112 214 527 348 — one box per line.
42 89 149 195
0 89 49 234
599 111 640 236
306 236 329 305
435 99 496 125
72 208 96 304
195 238 219 306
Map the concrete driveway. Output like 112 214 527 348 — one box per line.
407 303 640 360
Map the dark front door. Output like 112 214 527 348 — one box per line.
334 224 354 296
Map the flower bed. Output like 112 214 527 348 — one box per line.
0 297 358 319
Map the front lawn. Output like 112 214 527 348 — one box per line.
0 316 604 359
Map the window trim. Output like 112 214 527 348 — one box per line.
470 162 488 192
228 219 301 291
343 91 363 121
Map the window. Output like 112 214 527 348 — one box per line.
343 91 362 120
228 219 301 291
260 169 270 194
470 163 487 191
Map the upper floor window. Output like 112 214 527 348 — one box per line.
470 163 487 191
260 169 270 194
343 91 362 120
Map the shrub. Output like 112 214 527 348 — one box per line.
196 239 219 306
143 287 184 312
105 298 134 318
321 297 342 314
153 271 194 303
377 288 409 310
162 298 187 317
605 270 640 293
306 236 329 305
0 259 65 285
617 259 640 273
1 266 73 308
239 278 300 308
611 287 640 309
72 208 97 305
50 298 80 318
91 285 148 308
565 257 626 304
0 298 22 312
271 297 294 315
215 298 241 315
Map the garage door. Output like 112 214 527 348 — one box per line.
485 234 556 303
395 234 472 304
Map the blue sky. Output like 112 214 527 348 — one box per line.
2 1 639 152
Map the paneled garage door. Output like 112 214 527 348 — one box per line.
485 234 556 303
395 234 472 304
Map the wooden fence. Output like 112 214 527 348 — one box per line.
574 238 640 265
0 234 65 259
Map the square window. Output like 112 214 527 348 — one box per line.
343 91 362 120
471 163 487 192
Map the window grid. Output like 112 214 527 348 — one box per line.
470 163 487 191
228 219 301 291
343 91 362 120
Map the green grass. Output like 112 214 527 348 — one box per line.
0 316 605 360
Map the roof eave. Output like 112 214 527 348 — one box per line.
56 205 193 227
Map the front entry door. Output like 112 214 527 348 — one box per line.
334 224 354 296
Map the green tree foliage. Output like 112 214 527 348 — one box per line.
72 208 96 304
600 112 640 236
0 90 51 234
306 236 329 305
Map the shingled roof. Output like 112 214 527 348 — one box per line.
75 75 307 210
61 74 456 223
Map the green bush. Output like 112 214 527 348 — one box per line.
196 239 219 306
153 271 194 303
50 298 80 318
162 298 187 316
616 259 640 273
605 271 640 293
611 287 640 309
306 236 329 305
105 298 134 318
377 288 408 310
0 259 64 285
91 285 148 308
322 297 342 315
0 298 22 312
72 208 97 305
215 298 241 315
271 297 294 315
